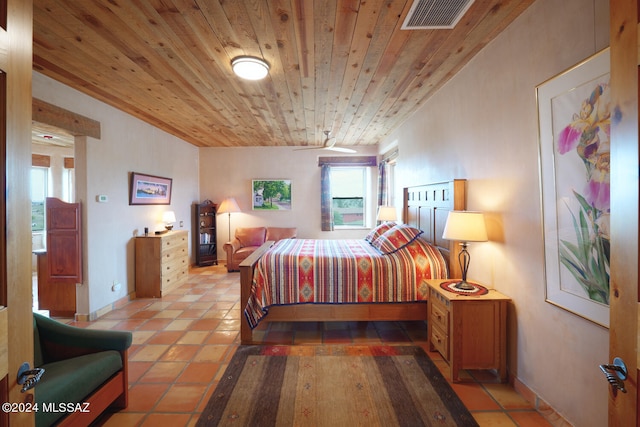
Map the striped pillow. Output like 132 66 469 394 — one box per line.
365 221 395 243
372 224 423 254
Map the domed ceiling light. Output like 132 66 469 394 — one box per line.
231 56 270 80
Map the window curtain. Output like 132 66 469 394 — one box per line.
378 160 388 206
320 164 333 231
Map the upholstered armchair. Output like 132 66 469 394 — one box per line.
32 312 132 427
223 227 296 271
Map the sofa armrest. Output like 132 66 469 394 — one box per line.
223 238 242 254
34 313 132 363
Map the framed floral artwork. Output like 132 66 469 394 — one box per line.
537 48 610 327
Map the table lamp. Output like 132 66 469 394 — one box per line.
162 211 176 231
376 205 397 223
442 210 488 290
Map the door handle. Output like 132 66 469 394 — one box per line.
599 357 627 394
17 362 45 393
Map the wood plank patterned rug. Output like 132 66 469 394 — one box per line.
197 345 478 427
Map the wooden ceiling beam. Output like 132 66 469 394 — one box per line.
32 98 101 139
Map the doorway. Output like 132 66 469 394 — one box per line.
31 122 75 314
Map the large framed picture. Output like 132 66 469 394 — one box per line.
129 172 173 205
252 179 292 210
537 48 610 327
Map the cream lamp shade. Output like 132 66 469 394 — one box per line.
376 205 397 222
231 56 270 80
162 211 176 230
218 197 241 241
442 211 488 242
442 210 487 290
217 197 241 214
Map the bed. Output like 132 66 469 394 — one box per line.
239 179 466 343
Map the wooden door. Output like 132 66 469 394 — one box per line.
607 0 639 425
39 197 81 316
1 0 35 425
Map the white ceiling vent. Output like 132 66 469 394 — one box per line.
401 0 475 30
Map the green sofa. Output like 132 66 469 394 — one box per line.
32 313 132 427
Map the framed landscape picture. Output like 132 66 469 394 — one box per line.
537 48 610 327
129 172 173 205
252 179 291 210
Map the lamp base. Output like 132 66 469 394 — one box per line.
453 280 475 291
165 225 174 231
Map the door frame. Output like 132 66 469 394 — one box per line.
608 0 639 425
1 0 35 425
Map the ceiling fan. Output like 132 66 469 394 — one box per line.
295 131 356 153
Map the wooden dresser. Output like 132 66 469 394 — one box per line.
135 230 189 298
426 279 510 382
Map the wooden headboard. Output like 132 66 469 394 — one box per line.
403 179 466 279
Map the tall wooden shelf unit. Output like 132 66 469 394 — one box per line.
194 200 218 266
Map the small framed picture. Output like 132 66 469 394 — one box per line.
252 179 291 210
129 172 173 205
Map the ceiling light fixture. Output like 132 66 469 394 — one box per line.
231 56 270 80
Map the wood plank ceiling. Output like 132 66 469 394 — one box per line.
33 0 535 149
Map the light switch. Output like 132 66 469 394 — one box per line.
96 195 108 203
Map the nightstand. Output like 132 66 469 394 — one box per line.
426 279 510 382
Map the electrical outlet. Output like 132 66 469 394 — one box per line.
112 281 122 292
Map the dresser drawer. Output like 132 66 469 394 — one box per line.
161 232 188 253
161 254 188 277
162 243 187 263
162 264 188 291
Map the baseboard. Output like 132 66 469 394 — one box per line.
512 375 574 426
75 292 135 322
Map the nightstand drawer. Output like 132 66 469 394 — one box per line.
430 324 449 359
430 300 449 331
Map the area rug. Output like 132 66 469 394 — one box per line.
197 345 478 426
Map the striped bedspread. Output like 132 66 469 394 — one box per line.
245 238 448 328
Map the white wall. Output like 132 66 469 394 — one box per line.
384 0 610 425
199 146 379 260
32 72 200 317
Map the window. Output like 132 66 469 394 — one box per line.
62 165 75 202
319 156 377 231
31 167 48 231
330 167 369 228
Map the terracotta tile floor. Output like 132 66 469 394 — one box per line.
53 264 552 427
